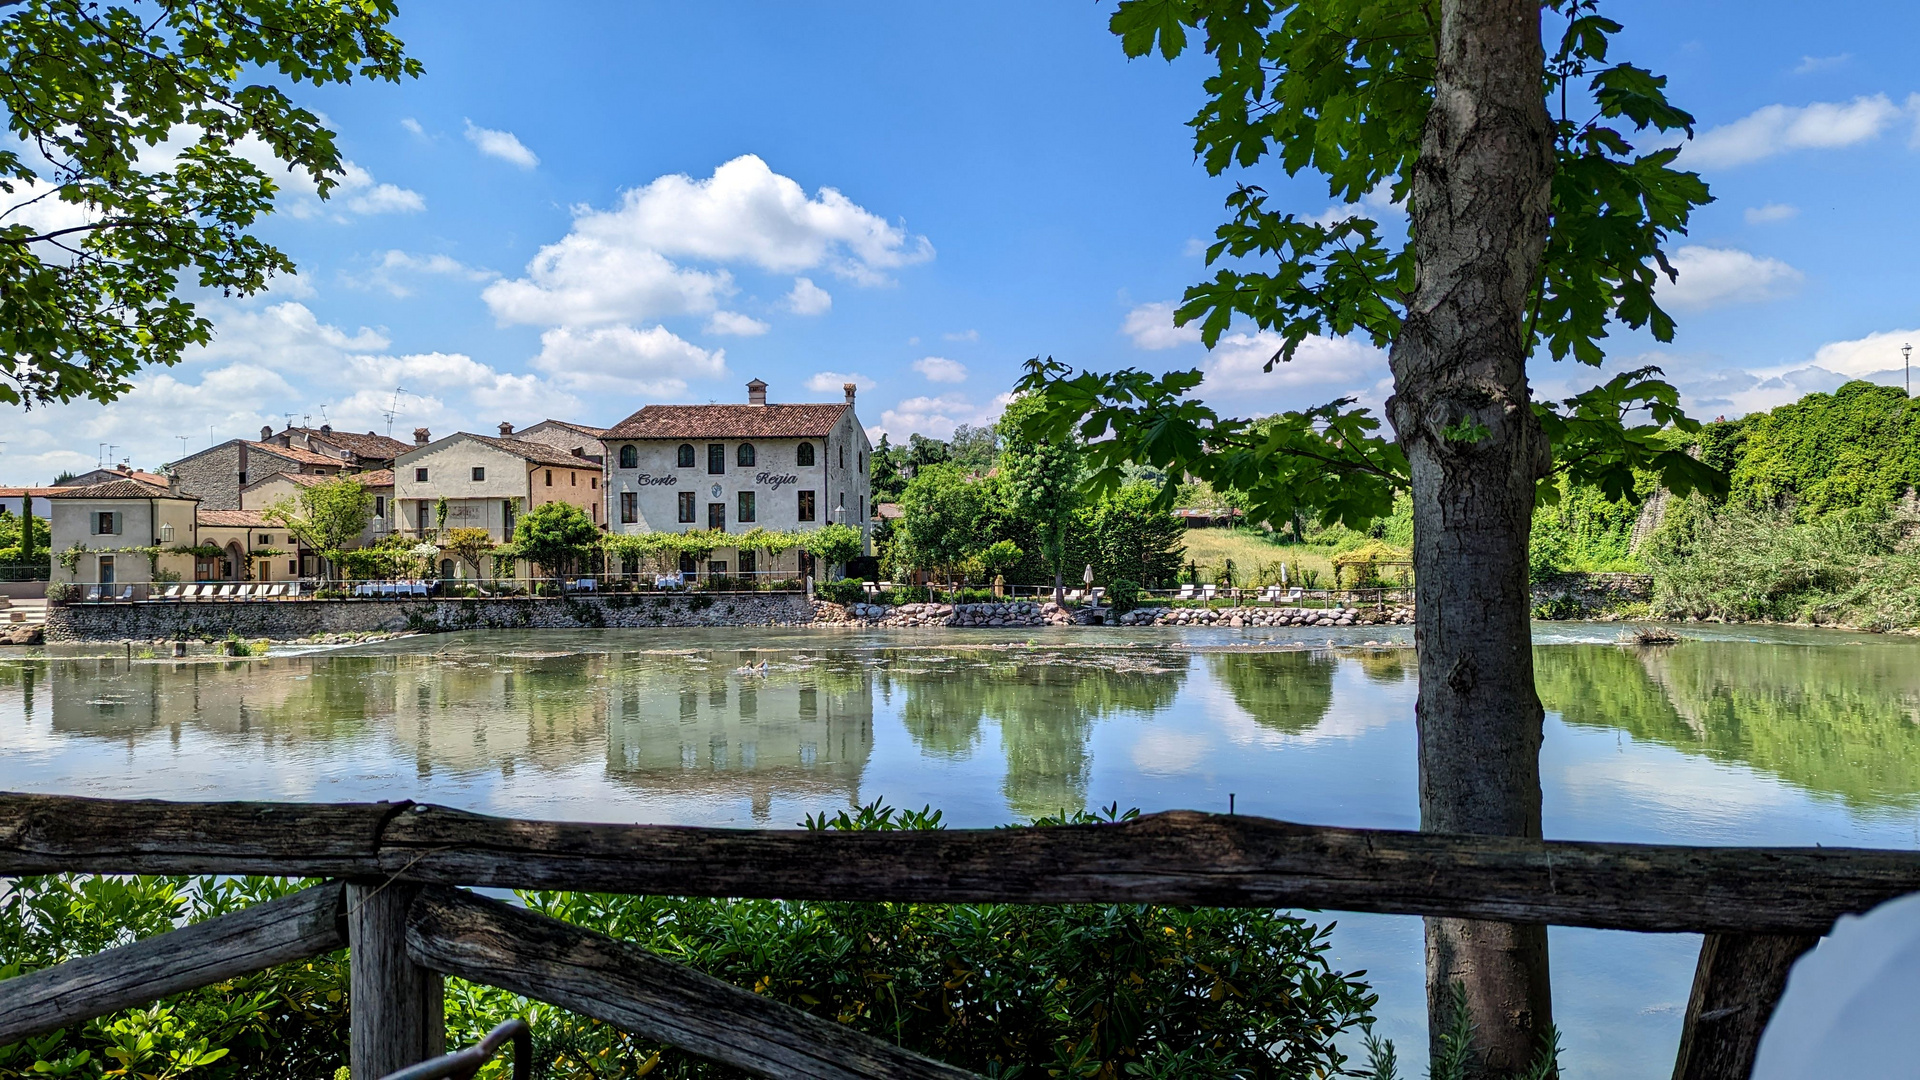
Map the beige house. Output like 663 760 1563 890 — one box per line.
48 479 200 588
193 509 307 584
241 469 396 574
393 432 606 560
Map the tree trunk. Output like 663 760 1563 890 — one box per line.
1385 0 1556 1074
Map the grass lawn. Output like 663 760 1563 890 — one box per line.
1171 527 1339 586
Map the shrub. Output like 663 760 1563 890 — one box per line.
43 580 79 603
816 577 868 605
1106 578 1142 613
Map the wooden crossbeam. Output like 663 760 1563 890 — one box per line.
3 794 1918 933
406 886 979 1080
0 882 345 1044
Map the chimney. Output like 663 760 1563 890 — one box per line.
499 421 515 437
413 427 431 446
320 423 332 435
260 425 273 442
843 382 857 405
747 378 768 406
277 434 291 448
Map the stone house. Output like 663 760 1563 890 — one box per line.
270 425 410 469
603 379 871 580
509 420 608 465
54 464 172 489
392 433 607 577
164 437 355 510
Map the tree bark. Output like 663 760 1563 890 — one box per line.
1386 0 1557 1074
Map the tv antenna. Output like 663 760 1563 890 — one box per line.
382 386 409 437
176 436 189 458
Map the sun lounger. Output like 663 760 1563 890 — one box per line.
217 584 236 599
83 585 101 602
1176 584 1197 600
117 586 134 601
1200 585 1218 600
160 585 182 600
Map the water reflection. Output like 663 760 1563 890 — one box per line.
1536 642 1920 813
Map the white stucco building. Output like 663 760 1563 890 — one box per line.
603 379 871 579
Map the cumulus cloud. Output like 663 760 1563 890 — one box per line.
913 356 968 383
354 250 494 298
267 155 424 219
943 329 979 342
1744 203 1799 224
464 120 539 169
1123 301 1203 350
1793 54 1851 75
1307 181 1407 227
1200 331 1390 394
400 118 425 137
1655 246 1804 310
483 247 732 327
191 301 389 370
1805 327 1920 379
705 311 770 336
531 324 726 396
1684 95 1903 168
785 277 832 315
873 393 1012 441
807 371 877 394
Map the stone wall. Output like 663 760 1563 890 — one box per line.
1529 571 1653 617
45 592 819 642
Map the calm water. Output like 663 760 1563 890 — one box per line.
4 623 1919 1077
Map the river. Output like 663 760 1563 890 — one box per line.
3 622 1917 1077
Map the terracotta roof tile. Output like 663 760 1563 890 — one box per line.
438 433 599 468
356 469 395 488
528 419 609 438
197 509 270 527
605 403 848 440
0 487 64 497
248 441 347 468
49 479 189 499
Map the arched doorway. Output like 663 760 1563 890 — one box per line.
440 558 455 582
224 541 245 581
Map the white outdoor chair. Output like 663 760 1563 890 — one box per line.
116 586 133 601
216 584 236 599
1065 589 1084 602
1201 585 1218 601
83 585 101 602
160 585 182 600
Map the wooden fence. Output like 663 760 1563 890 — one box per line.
2 794 1916 1079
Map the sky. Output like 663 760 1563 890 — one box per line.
5 0 1920 483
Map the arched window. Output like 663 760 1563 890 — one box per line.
796 442 815 467
619 444 638 469
676 443 695 468
737 443 755 467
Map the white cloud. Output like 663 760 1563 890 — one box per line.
1805 327 1920 379
269 156 424 219
1123 300 1203 350
192 301 389 370
400 118 425 137
807 371 877 394
483 246 732 327
1183 237 1208 258
705 310 770 336
530 324 726 395
913 356 968 383
1744 203 1799 224
943 329 979 342
1308 181 1407 228
785 277 832 315
1655 246 1804 310
1684 95 1902 168
873 392 1011 441
464 120 539 169
345 182 425 215
354 250 493 298
584 154 932 283
1793 54 1851 75
1201 331 1390 394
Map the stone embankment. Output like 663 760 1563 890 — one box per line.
1123 604 1414 628
821 601 1055 627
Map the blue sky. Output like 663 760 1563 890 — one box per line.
7 0 1920 483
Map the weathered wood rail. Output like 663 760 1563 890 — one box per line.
0 794 1911 1079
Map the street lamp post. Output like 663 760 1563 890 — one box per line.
1905 342 1912 397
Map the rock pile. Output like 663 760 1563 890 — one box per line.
826 600 1051 627
1120 604 1413 628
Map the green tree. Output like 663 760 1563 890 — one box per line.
262 476 372 578
512 502 600 581
1080 482 1186 589
441 527 495 580
871 433 907 503
0 0 420 407
1000 393 1084 603
948 422 1000 474
1014 2 1724 1066
894 463 986 586
803 523 864 579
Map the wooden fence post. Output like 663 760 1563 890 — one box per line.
1671 932 1818 1080
349 883 444 1079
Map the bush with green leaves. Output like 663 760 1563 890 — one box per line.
815 577 869 606
0 805 1378 1080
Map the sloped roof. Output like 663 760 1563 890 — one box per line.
461 434 595 468
284 427 411 459
357 469 395 488
246 468 395 492
49 479 187 500
0 487 63 497
247 441 346 468
197 509 271 527
524 419 610 438
606 403 848 440
56 467 171 487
